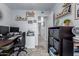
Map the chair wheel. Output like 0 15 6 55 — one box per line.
10 51 18 56
17 51 27 56
10 50 27 56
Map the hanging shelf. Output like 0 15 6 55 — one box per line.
55 3 71 19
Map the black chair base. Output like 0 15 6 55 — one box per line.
11 47 27 56
16 49 27 56
0 48 14 56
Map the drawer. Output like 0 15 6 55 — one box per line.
25 36 35 48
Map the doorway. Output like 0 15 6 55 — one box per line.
38 16 48 51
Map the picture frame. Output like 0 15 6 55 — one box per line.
75 3 79 20
0 11 2 19
33 20 37 23
16 16 27 21
28 20 33 24
26 11 35 17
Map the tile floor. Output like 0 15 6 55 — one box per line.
26 36 49 56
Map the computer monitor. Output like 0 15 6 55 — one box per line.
10 27 19 32
0 26 9 35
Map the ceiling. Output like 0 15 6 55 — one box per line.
5 3 55 11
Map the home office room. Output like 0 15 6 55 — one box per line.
0 1 79 59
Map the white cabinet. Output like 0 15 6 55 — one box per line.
25 36 35 48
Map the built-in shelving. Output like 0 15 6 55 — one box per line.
48 26 74 56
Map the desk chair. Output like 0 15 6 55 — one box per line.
12 32 27 56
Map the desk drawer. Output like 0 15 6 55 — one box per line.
26 36 35 48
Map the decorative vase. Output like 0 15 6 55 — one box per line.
64 19 71 26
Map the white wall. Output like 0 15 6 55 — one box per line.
11 10 38 46
45 11 53 41
11 10 50 46
0 3 53 46
47 11 53 27
0 4 11 26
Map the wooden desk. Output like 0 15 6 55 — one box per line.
0 35 21 48
0 40 14 48
0 35 21 56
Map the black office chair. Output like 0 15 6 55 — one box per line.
11 32 27 56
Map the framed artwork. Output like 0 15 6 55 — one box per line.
28 20 33 24
26 11 35 17
0 11 2 19
16 16 27 21
33 20 37 23
75 3 79 20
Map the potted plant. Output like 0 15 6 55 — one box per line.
64 19 71 26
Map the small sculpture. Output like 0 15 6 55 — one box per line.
64 19 71 26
